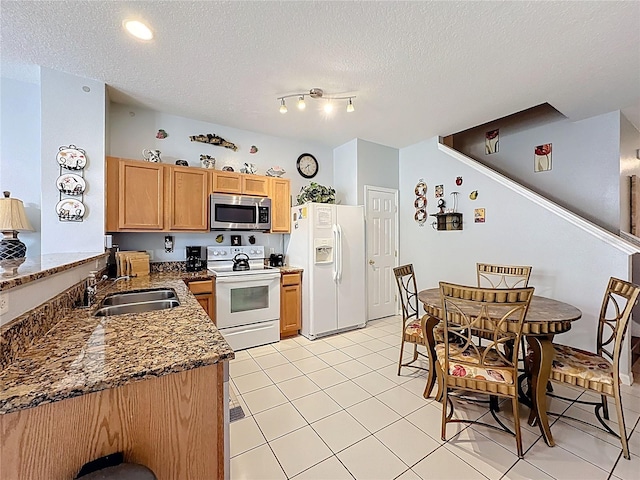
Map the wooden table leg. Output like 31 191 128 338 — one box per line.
423 315 439 399
526 335 555 446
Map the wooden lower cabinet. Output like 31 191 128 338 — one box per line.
0 364 226 480
188 279 215 324
280 272 302 338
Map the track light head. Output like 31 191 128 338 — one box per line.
279 98 287 114
297 96 306 110
346 98 355 113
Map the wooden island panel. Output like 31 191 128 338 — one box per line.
0 363 223 480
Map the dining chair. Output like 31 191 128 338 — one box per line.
393 264 429 375
476 263 532 289
539 277 640 459
437 281 535 458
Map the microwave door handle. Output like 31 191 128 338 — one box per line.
256 204 260 225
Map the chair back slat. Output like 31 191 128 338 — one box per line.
394 264 419 323
477 263 532 289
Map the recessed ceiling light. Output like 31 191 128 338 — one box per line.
123 19 153 41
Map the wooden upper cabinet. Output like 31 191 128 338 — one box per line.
118 159 165 230
212 171 242 194
212 171 269 197
167 166 209 230
242 176 269 197
270 178 291 233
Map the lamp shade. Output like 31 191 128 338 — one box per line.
0 191 33 261
0 191 33 232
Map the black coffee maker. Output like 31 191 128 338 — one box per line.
186 246 203 272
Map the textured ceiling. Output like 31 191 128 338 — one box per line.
2 1 639 148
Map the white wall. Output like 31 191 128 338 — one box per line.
0 74 42 256
109 103 334 261
620 112 640 233
40 68 106 254
453 110 622 233
356 139 399 205
399 137 637 381
333 139 358 205
332 138 399 206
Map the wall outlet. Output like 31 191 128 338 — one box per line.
0 294 8 315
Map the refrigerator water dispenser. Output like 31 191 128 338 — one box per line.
314 238 333 264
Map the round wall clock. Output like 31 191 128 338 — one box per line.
296 153 318 179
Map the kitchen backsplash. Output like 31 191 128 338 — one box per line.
112 232 286 262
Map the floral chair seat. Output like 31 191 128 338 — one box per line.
435 343 514 384
550 344 614 386
404 320 423 338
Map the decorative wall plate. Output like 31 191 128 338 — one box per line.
56 145 87 170
56 173 86 196
414 209 427 222
415 181 427 196
56 198 85 220
414 196 427 209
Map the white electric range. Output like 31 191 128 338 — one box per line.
207 246 280 351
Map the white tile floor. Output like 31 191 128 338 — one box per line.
229 316 640 479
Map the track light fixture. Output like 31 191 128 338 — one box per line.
277 88 356 114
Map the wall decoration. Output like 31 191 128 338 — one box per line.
231 235 242 246
189 133 238 151
175 159 189 166
485 129 499 154
534 143 552 172
248 235 256 245
435 184 444 198
250 145 259 154
156 129 168 139
266 166 286 177
469 190 478 200
474 208 486 223
56 145 87 222
200 155 215 169
222 166 234 172
437 198 446 214
56 145 87 170
456 176 463 186
240 163 257 174
142 149 162 162
215 234 224 243
413 179 427 227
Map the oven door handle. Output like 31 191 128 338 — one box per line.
215 274 280 284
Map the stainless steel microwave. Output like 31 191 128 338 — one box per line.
210 193 271 231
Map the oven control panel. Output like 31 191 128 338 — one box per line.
207 245 265 260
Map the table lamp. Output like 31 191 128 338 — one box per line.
0 191 34 260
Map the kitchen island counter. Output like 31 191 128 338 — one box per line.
0 272 233 415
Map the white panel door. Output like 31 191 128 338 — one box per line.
336 205 366 330
365 186 398 320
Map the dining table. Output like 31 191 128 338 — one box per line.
417 287 582 447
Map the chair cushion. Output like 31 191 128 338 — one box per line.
550 344 614 386
435 343 514 384
404 320 423 338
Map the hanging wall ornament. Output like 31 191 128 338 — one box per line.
189 133 238 151
414 179 428 227
250 145 259 154
456 176 463 186
156 129 168 139
469 190 478 200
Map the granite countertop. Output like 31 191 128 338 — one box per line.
278 266 304 274
0 252 108 291
0 272 234 415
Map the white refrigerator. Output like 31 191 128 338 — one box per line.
286 203 366 339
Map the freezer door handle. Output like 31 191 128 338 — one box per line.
337 224 343 282
332 224 339 282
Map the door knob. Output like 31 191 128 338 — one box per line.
369 260 375 265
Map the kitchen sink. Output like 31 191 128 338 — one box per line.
93 299 180 317
101 288 178 306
